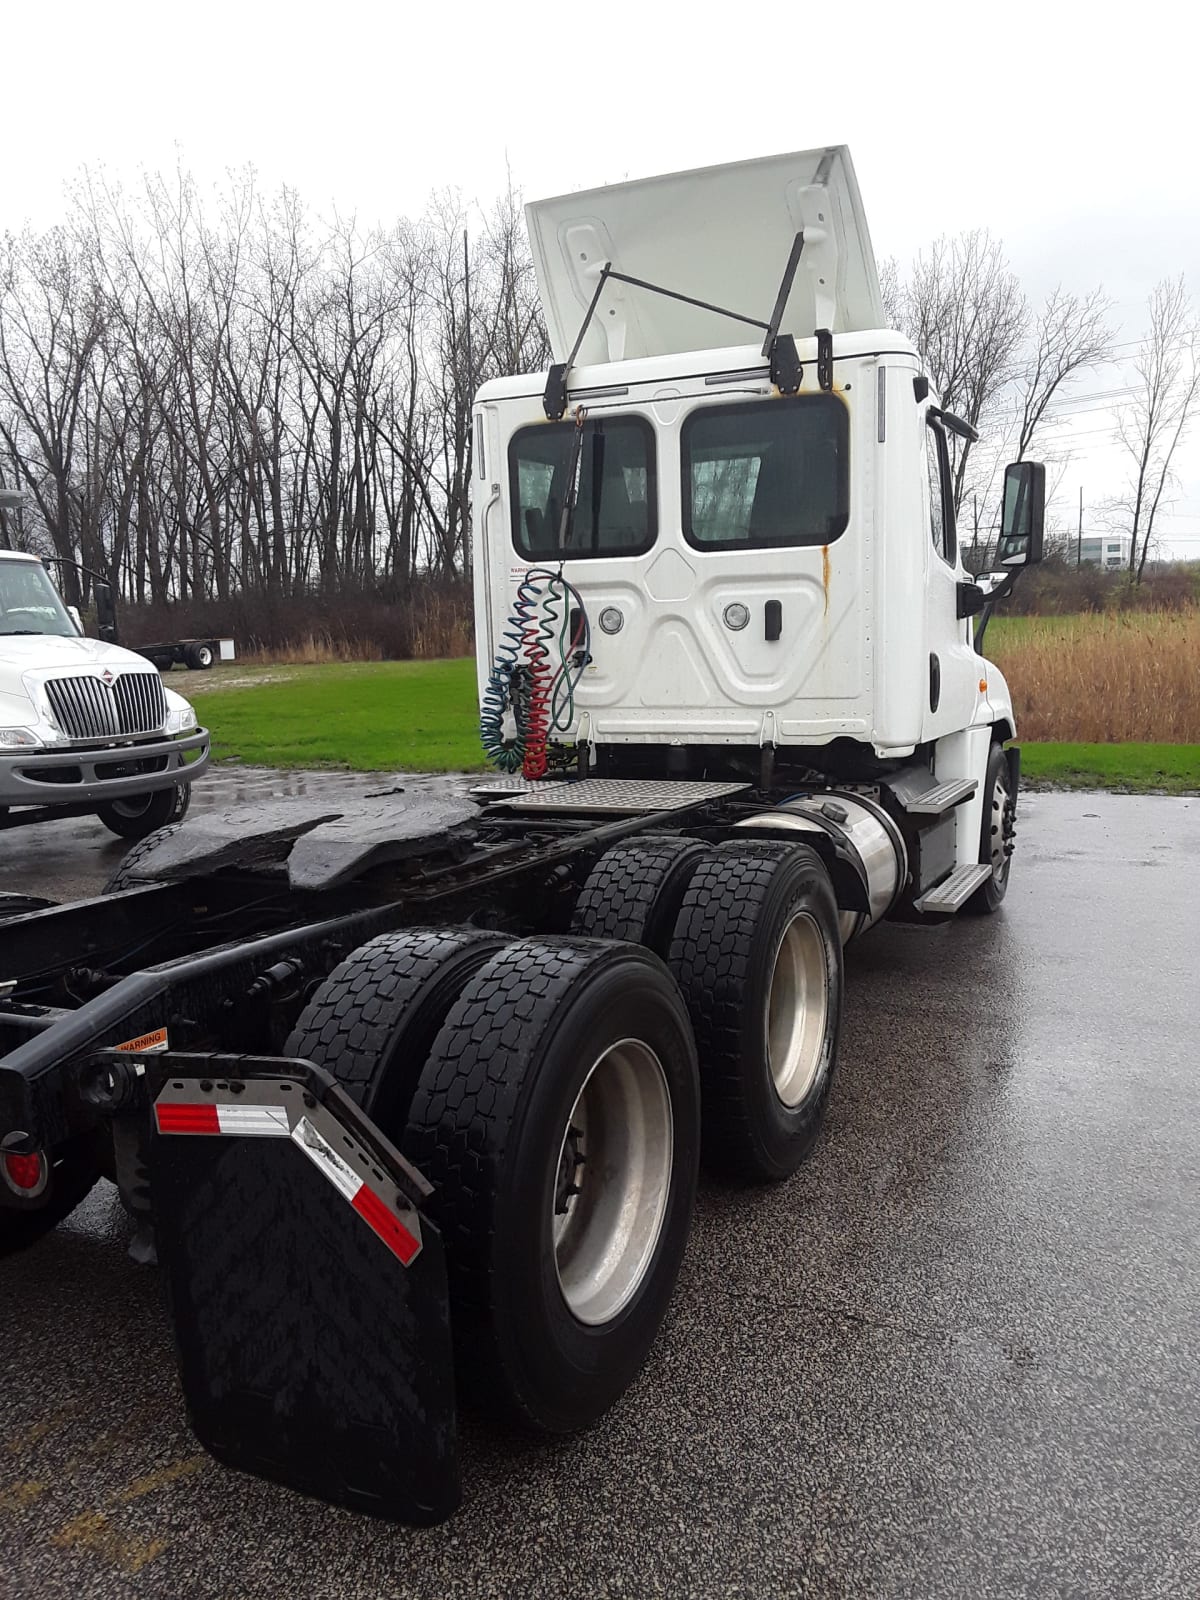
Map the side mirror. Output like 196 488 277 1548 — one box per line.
94 582 119 643
996 462 1045 568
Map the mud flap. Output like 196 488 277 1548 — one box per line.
144 1057 459 1524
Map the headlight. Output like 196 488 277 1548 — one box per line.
0 728 40 748
165 705 197 735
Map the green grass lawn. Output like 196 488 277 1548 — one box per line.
189 659 485 772
1020 743 1200 795
189 657 1200 792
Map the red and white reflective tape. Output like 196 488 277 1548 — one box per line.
155 1102 290 1138
291 1116 420 1265
153 1094 420 1266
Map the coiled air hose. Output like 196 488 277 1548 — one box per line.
479 566 590 777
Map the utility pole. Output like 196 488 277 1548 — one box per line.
1077 485 1083 567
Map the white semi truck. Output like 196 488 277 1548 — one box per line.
0 546 209 838
0 147 1042 1524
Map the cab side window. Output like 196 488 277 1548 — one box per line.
925 418 956 565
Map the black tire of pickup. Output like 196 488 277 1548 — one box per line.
0 1137 101 1258
285 927 511 1134
104 824 183 892
402 937 700 1435
97 784 190 841
570 835 708 957
669 840 843 1183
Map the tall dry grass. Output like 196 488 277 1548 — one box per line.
233 591 474 666
988 610 1200 741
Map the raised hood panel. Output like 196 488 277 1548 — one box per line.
525 146 883 366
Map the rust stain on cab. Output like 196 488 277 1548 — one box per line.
821 544 831 615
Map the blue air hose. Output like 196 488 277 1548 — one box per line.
479 567 591 774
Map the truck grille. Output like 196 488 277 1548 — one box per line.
44 673 167 741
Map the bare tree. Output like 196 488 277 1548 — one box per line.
889 230 1027 512
1111 276 1199 583
877 255 902 331
888 233 1117 547
1013 286 1114 459
0 163 550 623
0 225 107 602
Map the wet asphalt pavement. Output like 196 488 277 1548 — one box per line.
1 775 1198 1599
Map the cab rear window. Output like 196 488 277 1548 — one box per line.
509 417 656 560
681 396 849 550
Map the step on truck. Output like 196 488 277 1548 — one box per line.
0 146 1044 1525
0 538 209 840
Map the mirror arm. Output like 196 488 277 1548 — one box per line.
927 406 980 444
972 567 1024 653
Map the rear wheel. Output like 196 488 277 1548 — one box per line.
97 784 189 840
669 841 843 1182
403 938 699 1434
285 927 511 1132
966 743 1015 914
570 834 707 956
184 642 215 670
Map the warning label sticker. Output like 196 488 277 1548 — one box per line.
114 1027 169 1054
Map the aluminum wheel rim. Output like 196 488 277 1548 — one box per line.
766 911 829 1108
989 778 1012 884
552 1039 673 1327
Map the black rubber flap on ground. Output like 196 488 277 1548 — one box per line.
148 1068 459 1524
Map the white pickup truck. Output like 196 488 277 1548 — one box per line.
0 549 209 838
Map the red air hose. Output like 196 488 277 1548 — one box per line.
521 610 553 779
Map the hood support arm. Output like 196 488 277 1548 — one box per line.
543 238 807 419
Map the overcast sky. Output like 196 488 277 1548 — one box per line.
6 0 1198 553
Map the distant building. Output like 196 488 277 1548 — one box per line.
1079 533 1131 569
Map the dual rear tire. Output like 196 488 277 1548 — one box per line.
573 835 843 1181
288 837 840 1436
289 931 699 1434
667 842 842 1181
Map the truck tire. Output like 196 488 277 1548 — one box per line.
966 742 1015 914
104 824 183 892
0 1137 100 1258
403 938 700 1434
570 835 708 956
97 784 190 840
669 840 843 1183
184 642 215 670
285 927 511 1132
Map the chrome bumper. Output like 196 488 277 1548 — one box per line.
0 730 209 807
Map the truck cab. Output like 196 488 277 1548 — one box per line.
473 146 1043 917
0 548 209 838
